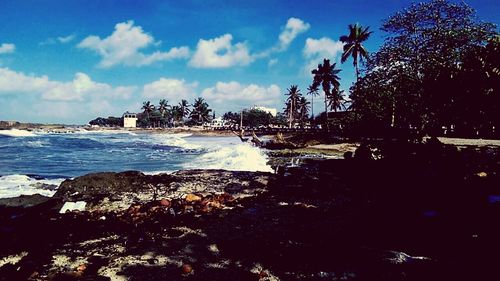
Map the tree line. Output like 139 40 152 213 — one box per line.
281 0 499 138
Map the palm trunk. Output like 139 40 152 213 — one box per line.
324 93 329 132
311 95 314 119
355 61 360 83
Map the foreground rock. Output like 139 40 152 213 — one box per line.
54 170 273 213
0 142 499 280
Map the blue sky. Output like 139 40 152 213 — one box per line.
0 0 498 124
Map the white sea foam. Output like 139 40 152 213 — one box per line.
150 133 201 150
0 175 65 199
0 129 37 137
185 142 273 172
25 140 50 148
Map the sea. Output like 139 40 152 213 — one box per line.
0 129 273 199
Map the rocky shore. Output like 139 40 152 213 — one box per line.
1 140 499 280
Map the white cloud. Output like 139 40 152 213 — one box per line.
0 67 135 101
268 58 278 67
0 43 15 54
58 34 76 43
39 34 75 46
303 37 344 75
278 17 310 50
189 34 253 68
78 20 189 68
142 78 198 100
201 81 281 111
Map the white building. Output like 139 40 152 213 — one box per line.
123 112 138 128
203 117 225 129
252 106 277 117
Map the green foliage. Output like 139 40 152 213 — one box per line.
351 0 498 137
310 59 343 131
223 109 274 128
340 23 373 81
89 116 123 127
189 97 212 125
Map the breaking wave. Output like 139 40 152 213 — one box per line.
185 142 273 172
0 174 65 199
0 129 37 137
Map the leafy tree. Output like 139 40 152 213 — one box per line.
353 0 498 137
340 23 372 82
311 59 342 131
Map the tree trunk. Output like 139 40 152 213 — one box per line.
324 93 329 132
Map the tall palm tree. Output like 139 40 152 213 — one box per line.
141 101 155 127
311 59 342 131
190 97 212 125
340 23 372 82
307 84 320 119
158 99 170 127
284 85 301 128
297 96 311 125
178 99 191 121
142 101 155 117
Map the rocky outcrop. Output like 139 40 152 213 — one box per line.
54 169 274 212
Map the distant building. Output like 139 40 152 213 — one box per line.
252 106 277 117
203 117 225 129
123 112 137 128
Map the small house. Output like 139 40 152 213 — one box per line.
123 112 138 128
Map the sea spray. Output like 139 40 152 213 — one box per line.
185 142 273 172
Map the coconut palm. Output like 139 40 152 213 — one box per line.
284 85 301 128
311 59 342 131
158 99 170 127
340 23 372 82
297 96 311 125
327 89 346 112
178 99 191 120
142 101 155 117
307 84 320 119
190 97 212 125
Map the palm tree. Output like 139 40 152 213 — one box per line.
327 89 346 112
307 84 320 119
284 85 301 128
141 101 155 128
190 97 212 125
311 59 342 131
297 96 311 126
178 99 191 121
158 99 170 127
340 23 372 82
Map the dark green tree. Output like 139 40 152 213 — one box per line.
311 59 342 131
284 85 302 128
340 23 372 82
189 97 212 125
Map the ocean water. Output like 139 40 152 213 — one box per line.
0 129 272 199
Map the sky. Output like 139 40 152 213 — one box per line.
0 0 499 124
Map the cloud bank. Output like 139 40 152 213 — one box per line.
78 20 189 68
